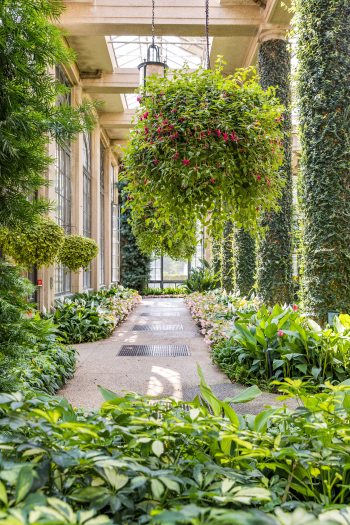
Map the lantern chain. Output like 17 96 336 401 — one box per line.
152 0 155 47
205 0 211 69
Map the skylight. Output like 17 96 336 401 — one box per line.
110 35 212 108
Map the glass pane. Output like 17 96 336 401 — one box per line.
163 257 188 282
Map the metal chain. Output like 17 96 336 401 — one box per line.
205 0 211 69
152 0 155 46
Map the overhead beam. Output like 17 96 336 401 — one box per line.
60 1 263 37
82 69 139 94
99 111 135 129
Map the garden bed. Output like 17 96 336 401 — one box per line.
186 291 350 391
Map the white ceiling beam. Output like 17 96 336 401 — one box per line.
82 70 139 94
99 110 135 129
60 1 263 37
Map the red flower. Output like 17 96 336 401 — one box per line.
207 130 212 136
144 127 149 134
157 127 162 134
163 119 169 126
137 95 143 103
142 111 149 119
230 132 239 142
223 132 229 142
278 330 284 337
173 152 180 160
216 129 221 138
210 177 216 184
182 159 190 166
256 175 262 181
293 304 298 312
153 159 159 165
171 108 177 114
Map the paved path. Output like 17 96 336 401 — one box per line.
59 298 297 413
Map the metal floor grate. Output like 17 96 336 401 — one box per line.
118 345 190 357
132 324 183 332
139 312 181 317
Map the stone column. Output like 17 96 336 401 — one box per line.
90 124 101 291
234 228 256 297
103 145 113 286
296 0 350 323
256 29 293 305
70 86 84 294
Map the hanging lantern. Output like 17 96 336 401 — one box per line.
137 0 167 90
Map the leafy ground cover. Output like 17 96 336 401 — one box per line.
186 292 350 391
142 287 187 297
0 375 350 524
49 286 141 344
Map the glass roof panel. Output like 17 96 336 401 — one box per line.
110 35 212 107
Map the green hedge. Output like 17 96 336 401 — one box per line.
256 38 293 305
296 0 350 323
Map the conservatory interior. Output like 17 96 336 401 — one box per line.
0 0 350 523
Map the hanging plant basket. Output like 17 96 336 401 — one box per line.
122 63 285 239
58 235 99 271
0 217 64 267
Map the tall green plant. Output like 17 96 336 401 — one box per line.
0 0 95 230
234 228 256 297
256 39 293 305
295 0 350 323
222 222 234 292
119 182 151 291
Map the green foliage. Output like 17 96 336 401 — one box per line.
222 222 234 292
49 286 141 344
122 64 284 244
119 183 151 291
0 261 76 393
0 0 96 230
184 260 219 293
210 301 350 390
0 217 64 268
234 228 256 297
142 287 187 296
2 380 350 522
58 235 99 271
256 39 293 306
295 0 350 323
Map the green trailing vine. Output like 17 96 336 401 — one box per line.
295 0 350 323
0 217 64 267
256 39 293 306
222 222 234 292
58 235 99 271
122 63 285 244
119 183 151 291
234 228 256 297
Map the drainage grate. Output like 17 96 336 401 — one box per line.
132 324 183 332
140 311 181 317
118 345 190 357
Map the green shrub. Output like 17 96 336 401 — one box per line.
0 218 64 268
50 286 141 344
142 287 187 296
59 235 99 271
212 304 350 390
184 260 219 293
1 378 350 522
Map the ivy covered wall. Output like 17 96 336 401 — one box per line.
234 229 256 297
256 38 293 305
296 0 350 322
222 222 234 292
119 183 151 292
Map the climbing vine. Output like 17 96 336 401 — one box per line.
119 183 151 292
122 63 284 244
222 222 234 292
295 0 350 322
234 228 256 297
256 39 293 305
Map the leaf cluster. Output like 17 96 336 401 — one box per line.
122 64 285 245
59 235 99 272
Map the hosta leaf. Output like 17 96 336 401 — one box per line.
15 466 33 503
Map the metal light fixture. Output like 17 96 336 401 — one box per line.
138 0 167 89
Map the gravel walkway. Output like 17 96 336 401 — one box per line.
59 297 297 413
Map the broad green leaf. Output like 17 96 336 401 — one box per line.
103 468 128 491
0 481 8 506
152 440 164 457
98 386 119 401
15 466 33 503
151 479 165 499
224 385 262 404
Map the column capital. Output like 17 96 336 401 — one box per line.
259 28 287 44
